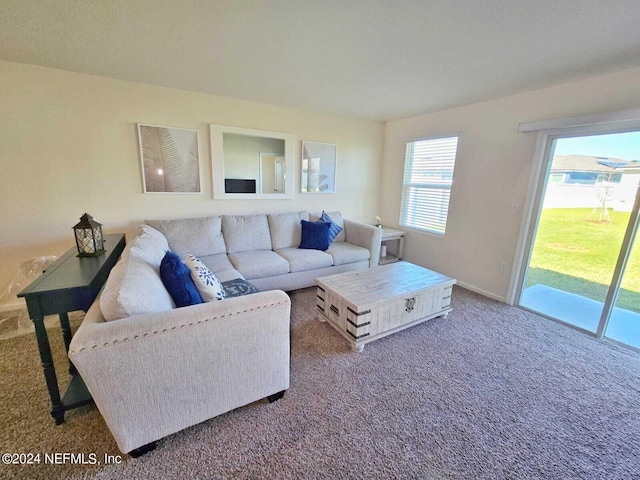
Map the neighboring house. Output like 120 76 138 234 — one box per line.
544 155 640 211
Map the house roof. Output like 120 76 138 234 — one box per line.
551 155 640 173
2 0 640 121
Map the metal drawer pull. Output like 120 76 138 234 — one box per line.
405 297 416 312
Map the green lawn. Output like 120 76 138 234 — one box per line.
525 208 640 313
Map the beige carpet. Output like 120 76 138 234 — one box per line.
1 286 640 479
0 316 119 480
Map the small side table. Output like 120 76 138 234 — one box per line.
379 227 405 265
18 233 126 424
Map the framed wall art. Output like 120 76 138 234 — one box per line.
301 141 337 193
138 124 201 193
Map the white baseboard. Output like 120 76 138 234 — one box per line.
456 281 508 304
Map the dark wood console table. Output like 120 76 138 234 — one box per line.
18 233 126 424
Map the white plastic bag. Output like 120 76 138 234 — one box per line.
0 256 58 338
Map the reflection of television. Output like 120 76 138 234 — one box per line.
225 178 256 193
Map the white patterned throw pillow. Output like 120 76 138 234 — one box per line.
185 254 226 301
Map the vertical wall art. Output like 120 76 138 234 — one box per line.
138 124 201 193
301 141 337 193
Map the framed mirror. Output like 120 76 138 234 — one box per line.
301 141 337 193
210 125 295 199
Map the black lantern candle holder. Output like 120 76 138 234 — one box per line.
73 213 105 257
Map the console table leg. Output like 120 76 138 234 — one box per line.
32 316 65 424
59 312 77 375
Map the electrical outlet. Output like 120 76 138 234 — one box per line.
500 261 507 272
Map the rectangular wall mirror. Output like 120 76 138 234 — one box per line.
210 125 295 199
301 141 337 193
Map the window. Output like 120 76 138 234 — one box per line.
566 172 598 184
399 136 458 236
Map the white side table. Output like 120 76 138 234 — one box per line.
379 227 405 265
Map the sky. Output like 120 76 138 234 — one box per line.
553 131 640 161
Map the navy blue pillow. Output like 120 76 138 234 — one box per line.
320 211 343 245
299 220 331 251
160 251 203 307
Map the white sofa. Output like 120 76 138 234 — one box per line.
145 210 382 292
69 211 381 455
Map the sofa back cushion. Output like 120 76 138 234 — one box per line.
100 257 175 321
268 211 310 250
125 224 169 269
310 211 346 242
222 214 272 253
146 216 226 258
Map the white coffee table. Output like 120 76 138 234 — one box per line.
316 261 456 352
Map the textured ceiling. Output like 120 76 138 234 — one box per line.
2 0 640 121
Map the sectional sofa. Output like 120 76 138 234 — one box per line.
68 211 381 455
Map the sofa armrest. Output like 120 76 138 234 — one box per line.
343 219 382 267
69 290 291 453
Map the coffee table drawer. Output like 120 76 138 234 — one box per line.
367 284 452 336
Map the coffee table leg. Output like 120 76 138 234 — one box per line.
441 312 449 320
351 343 364 353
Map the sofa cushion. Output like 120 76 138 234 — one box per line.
275 247 334 273
213 269 245 283
228 250 290 280
197 253 235 274
223 214 272 253
221 278 260 298
185 254 226 302
326 242 371 266
126 224 170 269
100 257 175 321
299 220 331 251
160 251 203 307
268 211 310 250
146 216 226 258
310 211 346 242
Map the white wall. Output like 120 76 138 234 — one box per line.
382 66 640 301
0 61 384 290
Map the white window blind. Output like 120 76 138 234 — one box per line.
399 136 458 236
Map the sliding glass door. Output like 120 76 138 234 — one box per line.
602 207 640 348
519 130 640 348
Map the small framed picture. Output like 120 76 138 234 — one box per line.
301 141 337 193
138 124 201 193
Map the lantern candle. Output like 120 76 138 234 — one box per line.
73 213 105 257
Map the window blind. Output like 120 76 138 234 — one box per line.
399 136 458 236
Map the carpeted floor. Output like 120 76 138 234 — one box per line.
1 286 639 479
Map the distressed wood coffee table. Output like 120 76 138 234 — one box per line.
316 261 456 352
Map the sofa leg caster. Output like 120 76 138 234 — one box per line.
129 441 157 458
267 390 286 403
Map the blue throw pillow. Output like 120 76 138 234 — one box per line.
321 211 343 245
299 220 331 251
160 251 203 307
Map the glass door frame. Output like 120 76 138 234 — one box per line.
512 120 640 344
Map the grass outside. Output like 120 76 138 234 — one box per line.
525 208 640 313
